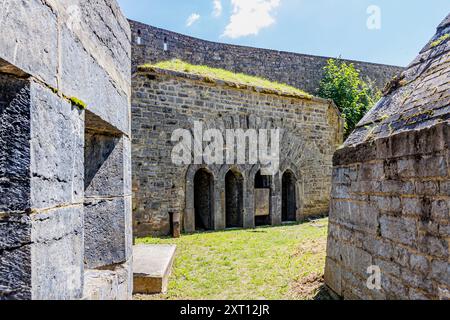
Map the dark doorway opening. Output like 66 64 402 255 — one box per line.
254 170 271 226
282 170 297 222
194 169 214 231
225 170 244 228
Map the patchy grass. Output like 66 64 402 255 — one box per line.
140 59 312 99
134 218 331 300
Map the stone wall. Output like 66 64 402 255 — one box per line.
325 123 450 299
129 20 403 94
325 13 450 300
132 68 343 237
0 0 132 300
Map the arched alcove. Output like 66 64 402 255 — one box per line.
225 170 244 228
254 170 272 226
282 170 297 222
194 168 214 231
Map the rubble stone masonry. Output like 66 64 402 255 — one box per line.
132 68 343 236
325 14 450 300
326 124 450 299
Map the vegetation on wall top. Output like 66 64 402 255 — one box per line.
140 59 312 99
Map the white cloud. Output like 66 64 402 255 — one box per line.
222 0 281 38
213 0 223 17
186 13 201 27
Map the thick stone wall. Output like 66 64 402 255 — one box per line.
132 68 343 236
325 123 450 299
325 13 450 300
0 0 132 300
130 20 403 94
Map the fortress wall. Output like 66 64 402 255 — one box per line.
326 124 450 299
130 20 403 94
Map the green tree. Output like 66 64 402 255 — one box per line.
318 59 381 137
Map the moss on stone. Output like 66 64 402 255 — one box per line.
431 33 449 47
49 86 59 94
69 97 87 110
140 59 312 99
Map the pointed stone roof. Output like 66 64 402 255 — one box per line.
346 13 450 146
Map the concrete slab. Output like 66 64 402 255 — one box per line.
133 244 176 294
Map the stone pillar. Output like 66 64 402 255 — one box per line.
215 179 226 230
271 173 282 225
0 75 84 300
0 0 132 300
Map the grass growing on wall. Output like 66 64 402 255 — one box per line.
135 218 331 300
141 59 312 98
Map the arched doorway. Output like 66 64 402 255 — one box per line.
282 170 297 222
254 170 271 226
194 169 214 231
225 170 244 228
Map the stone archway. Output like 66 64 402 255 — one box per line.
194 168 214 231
282 170 297 222
225 169 244 228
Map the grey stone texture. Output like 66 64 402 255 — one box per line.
325 14 450 300
129 20 403 95
83 259 132 300
133 244 176 294
0 0 132 300
132 67 343 236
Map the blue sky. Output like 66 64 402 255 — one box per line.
117 0 450 67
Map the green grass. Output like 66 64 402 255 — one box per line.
135 218 330 300
140 59 312 99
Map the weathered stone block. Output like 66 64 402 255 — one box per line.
0 75 31 212
324 257 342 296
60 25 130 135
379 215 417 247
133 245 176 294
83 259 132 300
84 132 124 198
408 254 430 275
381 274 408 300
84 198 127 269
0 0 58 86
31 207 84 300
30 83 84 209
0 242 32 300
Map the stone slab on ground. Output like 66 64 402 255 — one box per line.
133 244 176 294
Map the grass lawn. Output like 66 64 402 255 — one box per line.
134 218 331 300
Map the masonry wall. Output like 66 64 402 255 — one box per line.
0 0 132 300
129 20 403 94
325 123 450 300
132 69 343 237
